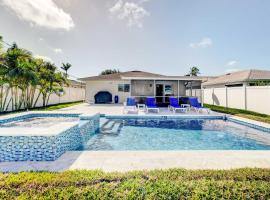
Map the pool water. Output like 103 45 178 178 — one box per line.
0 117 78 128
83 118 270 150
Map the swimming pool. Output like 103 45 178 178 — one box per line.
0 116 78 128
83 117 270 150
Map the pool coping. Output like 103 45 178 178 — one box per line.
0 150 270 172
0 112 82 136
1 111 270 134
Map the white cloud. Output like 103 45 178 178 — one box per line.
189 37 213 48
226 60 238 66
53 48 63 54
1 0 74 30
109 0 149 28
34 55 52 62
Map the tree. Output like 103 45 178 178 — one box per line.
0 35 3 51
0 38 70 112
37 62 67 107
188 66 200 76
61 62 72 77
2 43 34 110
100 69 120 75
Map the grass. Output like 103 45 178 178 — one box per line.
0 168 269 199
0 101 83 115
204 104 270 124
32 101 83 111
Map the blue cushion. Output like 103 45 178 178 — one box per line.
169 97 180 108
127 98 136 106
146 97 157 107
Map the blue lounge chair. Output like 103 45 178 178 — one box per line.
123 97 137 113
188 97 210 114
146 97 159 113
168 97 187 113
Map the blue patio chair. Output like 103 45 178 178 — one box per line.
188 97 210 114
168 97 187 113
179 97 189 104
123 97 137 114
146 97 159 113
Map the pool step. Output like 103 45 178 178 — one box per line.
100 118 109 128
101 121 122 134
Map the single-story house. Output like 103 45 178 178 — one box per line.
202 69 270 88
80 70 211 105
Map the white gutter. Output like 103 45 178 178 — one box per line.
121 76 205 81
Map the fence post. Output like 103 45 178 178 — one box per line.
225 87 228 108
201 89 204 106
212 88 214 105
244 85 247 110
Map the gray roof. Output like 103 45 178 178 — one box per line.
80 70 211 81
203 69 270 86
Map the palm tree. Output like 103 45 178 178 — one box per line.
61 63 72 77
189 66 200 76
100 69 120 75
0 36 3 51
3 43 33 110
38 62 67 107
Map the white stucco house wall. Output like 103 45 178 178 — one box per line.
80 70 210 104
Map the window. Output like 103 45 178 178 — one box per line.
124 84 130 92
118 84 124 92
118 84 130 92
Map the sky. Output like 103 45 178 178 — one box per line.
0 0 269 78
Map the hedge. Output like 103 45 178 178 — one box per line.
0 168 270 199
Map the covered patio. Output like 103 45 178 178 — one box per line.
128 77 203 106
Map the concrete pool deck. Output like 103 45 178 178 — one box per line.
0 151 270 172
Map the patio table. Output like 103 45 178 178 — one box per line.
181 104 191 111
137 104 146 112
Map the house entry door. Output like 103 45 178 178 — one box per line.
156 84 163 104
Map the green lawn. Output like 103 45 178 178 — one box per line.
0 101 83 115
0 169 269 199
32 101 83 111
205 104 270 124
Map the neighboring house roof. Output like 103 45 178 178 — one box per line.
80 70 211 81
202 69 270 86
68 79 86 88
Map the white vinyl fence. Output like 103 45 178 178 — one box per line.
185 89 202 103
202 86 270 115
1 85 85 112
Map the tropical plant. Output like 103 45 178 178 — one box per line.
100 69 120 75
37 62 67 107
0 37 69 112
0 35 3 51
61 62 72 77
249 80 270 86
187 66 200 76
1 43 34 111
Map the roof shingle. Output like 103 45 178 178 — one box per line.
203 69 270 86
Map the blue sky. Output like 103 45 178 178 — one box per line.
0 0 269 78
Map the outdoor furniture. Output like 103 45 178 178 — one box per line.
180 103 191 111
123 97 138 114
146 97 159 113
168 97 187 113
137 104 146 112
188 97 210 114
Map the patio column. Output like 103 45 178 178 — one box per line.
190 81 193 96
129 80 132 97
153 80 156 97
177 80 179 98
